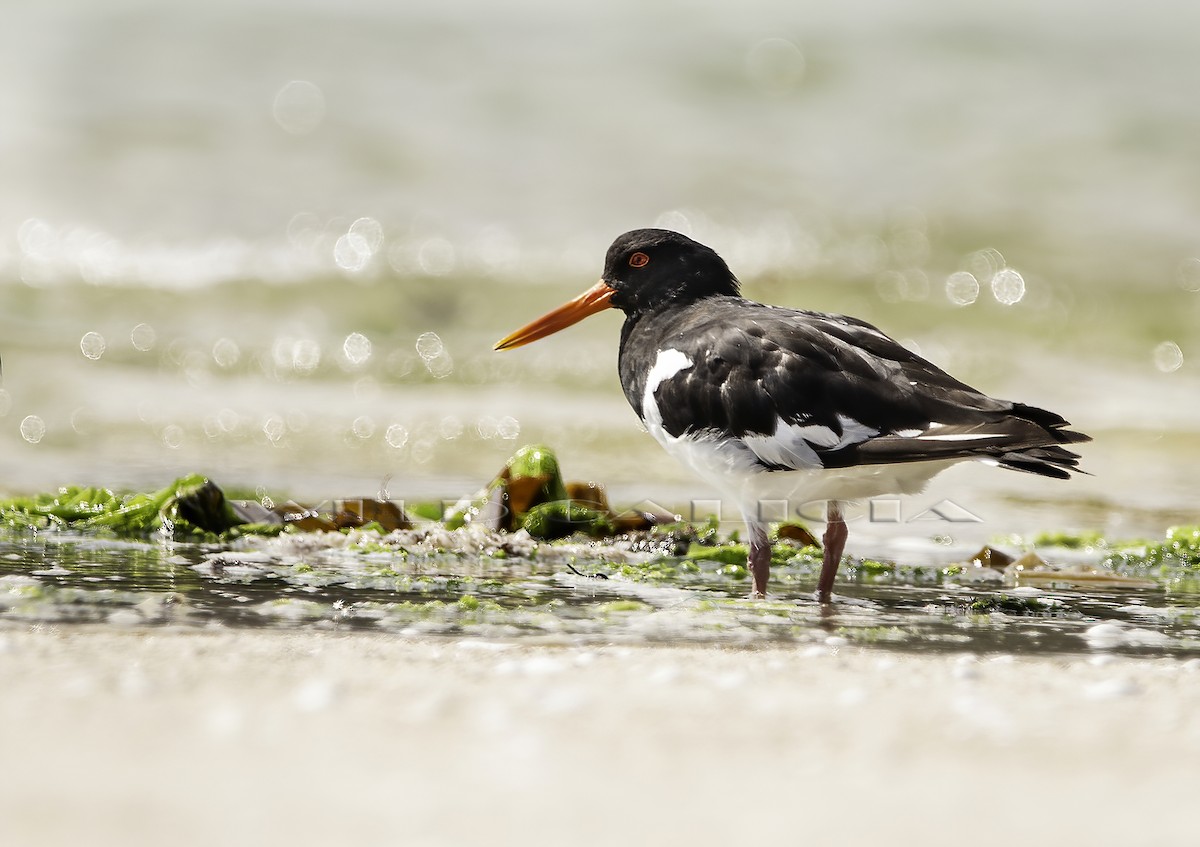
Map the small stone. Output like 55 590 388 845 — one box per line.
334 498 412 531
774 521 819 547
966 545 1014 570
1007 551 1049 573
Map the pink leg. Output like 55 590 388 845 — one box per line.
817 501 847 604
747 523 770 599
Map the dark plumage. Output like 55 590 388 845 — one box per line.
497 228 1090 601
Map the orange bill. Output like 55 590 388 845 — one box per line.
493 280 616 350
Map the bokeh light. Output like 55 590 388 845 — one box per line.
385 424 410 449
80 332 106 360
1180 258 1200 292
1153 341 1184 373
272 80 325 135
945 271 980 306
352 416 376 439
342 333 372 367
212 338 240 369
20 415 46 444
161 424 185 450
130 323 157 352
417 237 456 276
990 268 1026 305
745 38 806 95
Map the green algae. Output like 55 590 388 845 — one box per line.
967 595 1052 615
5 525 1200 655
598 600 651 613
1151 525 1200 568
685 543 749 567
1032 530 1107 549
682 541 820 570
0 475 251 539
2 446 1196 619
521 501 614 540
407 502 445 523
446 443 570 531
1099 525 1200 576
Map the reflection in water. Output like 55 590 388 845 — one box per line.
2 532 1198 657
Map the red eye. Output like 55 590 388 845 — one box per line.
629 252 649 268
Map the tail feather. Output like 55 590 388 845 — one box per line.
823 404 1091 479
997 444 1086 479
1011 403 1090 446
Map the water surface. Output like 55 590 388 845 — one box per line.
4 529 1198 657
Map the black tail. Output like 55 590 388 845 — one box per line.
997 404 1090 479
997 444 1087 479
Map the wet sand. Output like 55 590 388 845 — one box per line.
1 627 1195 846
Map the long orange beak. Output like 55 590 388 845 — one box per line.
493 280 616 350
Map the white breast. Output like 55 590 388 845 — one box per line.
638 347 962 524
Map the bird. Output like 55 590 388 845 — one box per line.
494 228 1090 603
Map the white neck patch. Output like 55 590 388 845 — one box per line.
642 348 694 427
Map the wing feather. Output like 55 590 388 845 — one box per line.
624 300 1089 477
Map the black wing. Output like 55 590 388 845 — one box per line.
622 299 1089 477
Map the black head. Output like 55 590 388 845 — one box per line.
494 228 740 352
601 229 740 316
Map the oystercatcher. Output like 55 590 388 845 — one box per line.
495 229 1089 602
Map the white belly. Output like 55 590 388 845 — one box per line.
639 346 959 524
648 420 957 518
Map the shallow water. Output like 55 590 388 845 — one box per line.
2 0 1198 554
4 530 1198 657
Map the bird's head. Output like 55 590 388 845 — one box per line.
494 228 738 351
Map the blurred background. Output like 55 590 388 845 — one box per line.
1 0 1197 542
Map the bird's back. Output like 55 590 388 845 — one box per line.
619 295 1088 486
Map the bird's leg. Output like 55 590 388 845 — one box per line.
817 501 847 604
747 523 770 599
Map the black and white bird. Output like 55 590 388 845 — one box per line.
495 229 1089 602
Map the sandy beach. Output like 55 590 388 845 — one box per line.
1 627 1196 846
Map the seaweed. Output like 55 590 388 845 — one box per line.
0 475 248 539
967 595 1051 615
